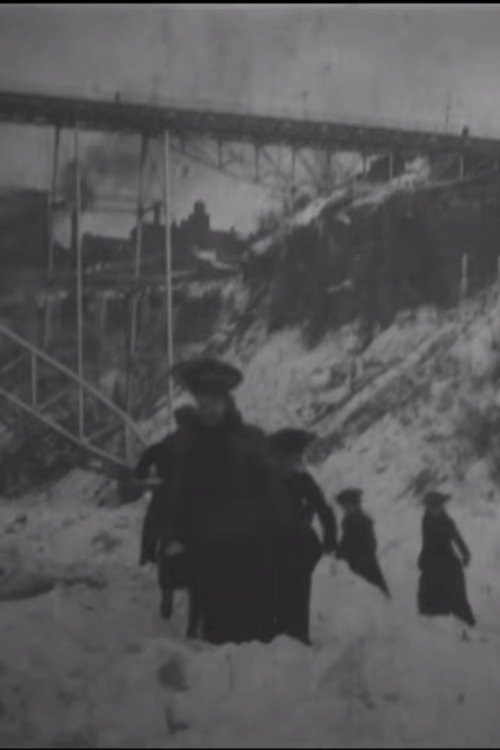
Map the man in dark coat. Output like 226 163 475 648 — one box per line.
417 490 475 627
269 428 337 644
169 357 293 646
136 405 202 637
336 488 390 598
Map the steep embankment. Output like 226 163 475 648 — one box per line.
3 281 500 747
3 170 500 747
239 167 500 350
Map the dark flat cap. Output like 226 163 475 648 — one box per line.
423 490 451 507
269 428 316 456
171 357 243 395
336 487 363 506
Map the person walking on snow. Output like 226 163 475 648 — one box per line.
136 404 202 637
269 427 338 644
417 490 476 627
168 357 292 646
336 487 390 598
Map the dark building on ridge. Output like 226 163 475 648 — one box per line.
129 200 244 274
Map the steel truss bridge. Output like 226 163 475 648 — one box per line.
2 88 500 191
1 85 500 480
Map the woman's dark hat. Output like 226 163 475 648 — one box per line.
171 358 243 395
269 428 316 456
423 490 451 508
336 487 363 506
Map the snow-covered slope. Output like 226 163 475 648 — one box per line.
3 286 500 747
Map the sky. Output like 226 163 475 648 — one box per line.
1 4 500 232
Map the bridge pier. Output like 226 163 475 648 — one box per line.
254 143 260 182
42 297 52 350
128 135 148 360
459 154 465 180
42 292 63 350
361 152 367 181
134 135 147 279
47 126 60 284
125 135 148 445
162 130 174 431
128 134 147 365
324 147 332 192
460 252 469 301
97 292 108 339
74 124 85 440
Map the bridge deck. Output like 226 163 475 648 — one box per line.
1 88 500 157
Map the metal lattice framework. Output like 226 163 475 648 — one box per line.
0 321 147 471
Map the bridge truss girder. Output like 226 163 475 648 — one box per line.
168 133 370 197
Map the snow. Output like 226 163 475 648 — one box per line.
290 186 351 229
251 235 274 256
247 160 435 262
248 183 361 258
451 317 500 379
191 249 238 273
4 290 500 746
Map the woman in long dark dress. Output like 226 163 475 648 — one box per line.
417 490 476 627
169 357 293 646
269 428 338 644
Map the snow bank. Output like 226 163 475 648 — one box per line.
4 285 500 747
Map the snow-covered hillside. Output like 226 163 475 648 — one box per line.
2 281 500 747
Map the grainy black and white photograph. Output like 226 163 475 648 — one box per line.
1 3 500 747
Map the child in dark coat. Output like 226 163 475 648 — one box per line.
336 487 390 598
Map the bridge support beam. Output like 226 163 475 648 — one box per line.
125 133 148 460
74 124 85 439
134 135 148 279
460 252 469 301
362 153 368 181
163 130 174 430
322 147 332 193
42 296 52 350
129 134 148 357
254 143 260 182
459 154 465 180
47 126 60 283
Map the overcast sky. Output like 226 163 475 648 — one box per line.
1 4 500 231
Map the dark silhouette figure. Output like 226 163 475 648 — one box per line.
136 405 201 637
336 488 390 598
269 428 338 644
169 357 293 646
418 490 475 627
